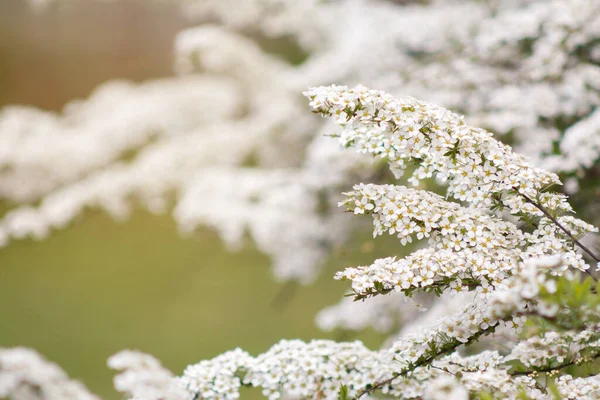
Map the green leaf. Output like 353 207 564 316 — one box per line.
338 384 349 400
517 390 532 400
477 392 494 400
547 379 562 400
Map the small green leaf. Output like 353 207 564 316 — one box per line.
338 384 349 400
547 379 562 400
477 392 494 400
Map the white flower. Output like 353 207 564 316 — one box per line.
424 376 468 400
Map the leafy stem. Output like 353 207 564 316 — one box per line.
355 323 500 399
516 188 599 281
509 351 600 377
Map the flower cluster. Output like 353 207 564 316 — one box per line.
1 251 598 399
0 347 100 400
181 340 395 400
556 375 600 399
305 85 567 215
335 183 526 297
506 330 600 370
342 183 523 246
180 348 253 400
108 350 189 400
316 291 425 334
6 0 600 288
305 86 597 302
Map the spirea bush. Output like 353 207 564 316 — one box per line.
4 0 600 285
2 0 600 399
2 85 600 400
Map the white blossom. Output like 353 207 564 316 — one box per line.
0 348 100 400
423 376 468 400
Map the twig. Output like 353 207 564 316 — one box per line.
517 189 599 281
431 365 456 376
355 323 499 399
510 351 600 376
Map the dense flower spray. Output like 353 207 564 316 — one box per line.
3 85 600 399
1 0 600 398
4 0 600 284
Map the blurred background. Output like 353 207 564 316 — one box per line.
0 1 388 398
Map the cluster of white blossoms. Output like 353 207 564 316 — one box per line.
556 375 600 399
316 291 429 334
180 348 253 400
0 348 100 400
182 340 394 400
117 260 599 399
3 0 600 399
506 329 600 369
108 351 189 400
5 255 595 400
172 266 570 399
306 85 564 212
7 0 597 287
305 86 597 300
336 183 522 294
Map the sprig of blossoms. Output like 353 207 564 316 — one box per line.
506 329 600 370
336 183 527 297
3 263 599 400
176 88 600 400
353 258 595 399
306 86 598 300
556 375 600 399
108 350 189 400
0 347 100 400
179 277 559 400
335 185 595 300
341 183 523 246
180 340 395 400
303 85 589 224
180 348 252 400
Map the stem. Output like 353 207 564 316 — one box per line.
516 312 584 332
431 365 455 376
356 374 397 399
355 323 499 399
517 189 599 280
510 351 600 376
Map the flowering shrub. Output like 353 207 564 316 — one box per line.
2 0 600 399
2 85 600 399
4 0 599 285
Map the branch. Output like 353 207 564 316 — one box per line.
509 351 600 377
517 189 599 280
354 322 500 399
